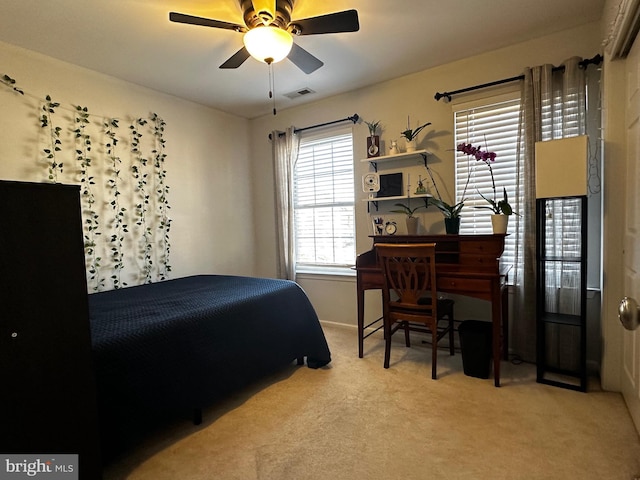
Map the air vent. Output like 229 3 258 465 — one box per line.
284 87 316 100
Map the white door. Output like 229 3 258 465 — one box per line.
620 34 640 431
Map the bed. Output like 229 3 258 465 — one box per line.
88 274 331 457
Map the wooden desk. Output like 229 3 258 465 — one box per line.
356 234 509 387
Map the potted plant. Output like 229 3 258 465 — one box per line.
365 120 381 158
477 187 516 216
477 187 518 234
422 159 469 234
456 142 519 233
428 197 464 234
390 200 425 235
400 116 431 152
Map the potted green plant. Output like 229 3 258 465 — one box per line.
428 197 464 218
400 116 431 152
390 201 425 235
365 120 381 136
428 197 464 234
422 160 468 234
365 120 381 158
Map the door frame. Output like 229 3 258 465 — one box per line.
601 0 640 434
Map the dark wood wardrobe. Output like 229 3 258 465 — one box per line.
0 180 102 479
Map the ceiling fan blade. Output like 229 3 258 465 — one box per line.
288 43 324 74
219 47 252 69
169 12 245 32
291 9 359 35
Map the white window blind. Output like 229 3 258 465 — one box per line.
455 83 586 282
454 98 521 269
294 127 355 271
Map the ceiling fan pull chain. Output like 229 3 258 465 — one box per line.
269 62 277 115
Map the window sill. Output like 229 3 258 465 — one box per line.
296 265 356 278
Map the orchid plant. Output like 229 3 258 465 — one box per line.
457 142 518 215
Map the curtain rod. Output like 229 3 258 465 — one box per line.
269 114 360 140
434 54 603 103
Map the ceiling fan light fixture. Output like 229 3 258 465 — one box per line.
243 26 293 64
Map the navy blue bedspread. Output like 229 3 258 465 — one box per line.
88 275 330 453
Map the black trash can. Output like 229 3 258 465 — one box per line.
458 320 492 379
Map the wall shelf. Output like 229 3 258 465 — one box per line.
364 193 431 212
361 149 430 172
363 193 432 203
362 150 432 213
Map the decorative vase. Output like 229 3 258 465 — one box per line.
406 216 419 235
405 139 417 152
491 214 509 234
444 217 460 234
367 135 380 158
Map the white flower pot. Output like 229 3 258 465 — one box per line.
406 216 419 235
491 214 509 234
405 139 417 152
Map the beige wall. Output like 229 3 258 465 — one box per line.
0 41 255 285
249 22 603 330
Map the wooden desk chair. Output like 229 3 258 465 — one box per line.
377 243 455 379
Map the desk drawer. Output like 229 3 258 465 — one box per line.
358 270 384 289
437 276 491 294
458 254 499 268
459 240 504 256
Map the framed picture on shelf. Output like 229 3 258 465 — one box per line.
377 172 403 198
372 217 384 235
367 135 380 158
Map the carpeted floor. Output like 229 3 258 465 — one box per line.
103 322 640 480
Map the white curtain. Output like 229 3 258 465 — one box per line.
513 58 587 361
272 127 299 280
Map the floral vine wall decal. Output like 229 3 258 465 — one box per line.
2 72 173 290
152 113 172 281
130 118 153 284
105 118 128 290
1 74 24 95
40 95 63 182
74 105 103 291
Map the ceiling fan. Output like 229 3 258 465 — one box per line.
169 0 359 74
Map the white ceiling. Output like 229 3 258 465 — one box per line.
0 0 605 119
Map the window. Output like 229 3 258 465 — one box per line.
454 98 521 270
293 127 355 273
454 86 589 282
